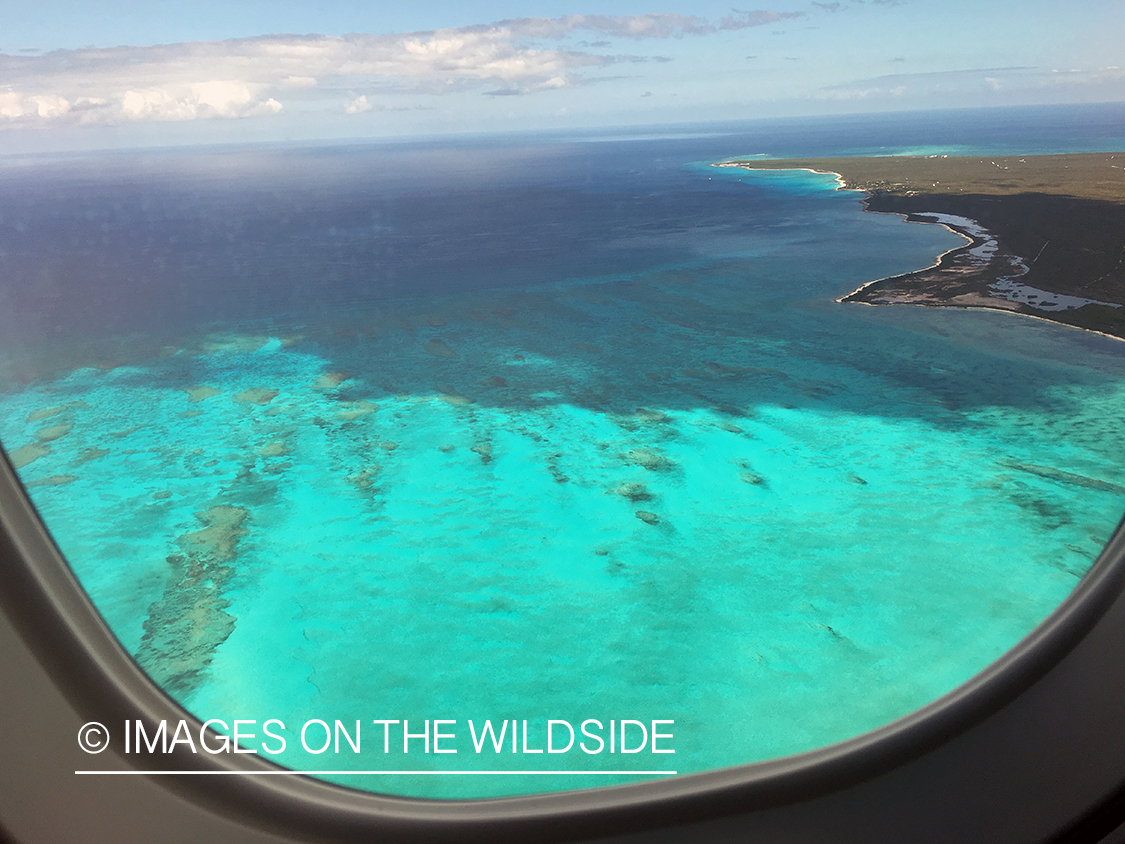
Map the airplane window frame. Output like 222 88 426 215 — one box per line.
3 438 1125 843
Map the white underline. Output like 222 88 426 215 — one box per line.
76 770 677 776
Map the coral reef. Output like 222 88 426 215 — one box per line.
134 505 249 697
346 466 381 489
310 372 352 389
612 482 653 502
27 474 77 487
423 338 460 359
27 405 66 422
999 458 1125 494
234 388 279 405
626 447 675 471
635 408 672 424
185 386 221 402
336 400 378 421
35 423 73 442
471 442 494 464
9 442 50 469
73 448 109 465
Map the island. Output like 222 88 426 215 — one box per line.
715 153 1125 339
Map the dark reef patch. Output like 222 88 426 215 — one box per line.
27 473 78 487
9 442 50 469
626 447 675 472
612 482 654 502
998 457 1125 495
134 505 249 698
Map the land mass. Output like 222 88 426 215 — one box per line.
717 153 1125 339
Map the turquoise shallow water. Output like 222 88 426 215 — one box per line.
2 160 1124 799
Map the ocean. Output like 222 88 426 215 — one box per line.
1 103 1124 798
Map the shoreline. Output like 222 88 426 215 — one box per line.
715 154 1125 341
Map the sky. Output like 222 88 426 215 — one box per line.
0 0 1122 152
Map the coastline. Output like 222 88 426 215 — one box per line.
715 154 1125 340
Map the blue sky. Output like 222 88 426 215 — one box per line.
1 1 1122 151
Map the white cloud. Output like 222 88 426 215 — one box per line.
494 10 801 39
816 65 1125 105
344 94 373 114
0 10 800 126
0 92 72 118
78 81 280 122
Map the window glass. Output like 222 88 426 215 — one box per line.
2 3 1124 800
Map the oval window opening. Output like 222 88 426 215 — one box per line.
1 8 1123 805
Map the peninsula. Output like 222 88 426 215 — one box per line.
716 153 1125 339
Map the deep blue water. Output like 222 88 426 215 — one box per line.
2 102 1124 360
